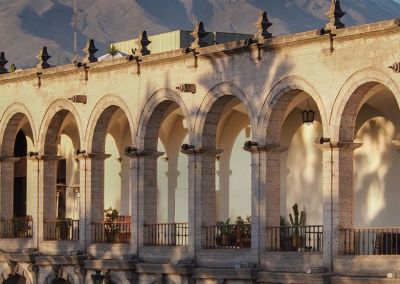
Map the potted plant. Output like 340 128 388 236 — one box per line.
104 207 120 243
234 216 251 248
289 204 306 251
216 218 232 247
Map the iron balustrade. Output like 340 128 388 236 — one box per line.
340 228 400 255
144 223 188 246
91 216 131 244
44 219 79 241
204 224 251 249
266 225 323 252
0 217 33 238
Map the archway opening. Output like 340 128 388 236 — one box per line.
90 106 132 244
201 96 252 249
43 110 80 241
265 90 323 252
339 82 400 255
0 113 34 239
141 100 189 246
4 274 27 284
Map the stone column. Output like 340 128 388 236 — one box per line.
75 153 110 250
181 147 221 258
126 150 163 255
244 144 286 257
317 141 361 271
26 155 62 249
0 157 20 220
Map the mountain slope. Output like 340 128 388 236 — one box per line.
1 0 400 67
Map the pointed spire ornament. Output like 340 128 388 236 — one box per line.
82 38 98 63
255 11 273 41
135 31 151 56
325 0 345 31
36 46 51 69
0 52 8 74
190 21 208 49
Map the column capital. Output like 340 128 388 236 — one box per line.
74 152 111 160
180 146 223 156
315 141 362 151
124 149 164 159
27 154 64 161
0 156 21 163
243 144 287 153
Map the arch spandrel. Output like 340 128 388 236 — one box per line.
195 82 257 147
136 88 191 149
259 76 328 145
331 68 400 142
37 99 84 155
0 103 37 157
85 95 135 153
0 265 33 284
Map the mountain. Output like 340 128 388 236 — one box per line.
1 0 400 68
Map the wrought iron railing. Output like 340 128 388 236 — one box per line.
204 224 251 249
91 216 131 244
0 217 33 238
144 223 188 246
44 219 79 241
340 228 400 255
266 225 323 252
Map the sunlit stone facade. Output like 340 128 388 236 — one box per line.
1 7 400 284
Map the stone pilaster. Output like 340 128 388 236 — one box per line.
317 141 361 271
75 153 110 250
27 155 63 249
0 157 20 220
245 145 286 256
181 147 221 259
126 150 163 255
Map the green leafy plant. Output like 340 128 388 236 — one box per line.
235 215 251 248
9 63 16 72
289 204 306 250
107 44 119 57
104 207 120 243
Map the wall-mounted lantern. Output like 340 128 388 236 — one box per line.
176 84 196 94
302 99 315 125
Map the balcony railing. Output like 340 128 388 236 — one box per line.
44 219 79 241
0 217 33 239
204 224 251 249
340 228 400 255
144 223 188 246
91 216 131 244
266 225 323 252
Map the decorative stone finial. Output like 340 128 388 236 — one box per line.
325 0 345 31
255 11 273 41
0 52 8 74
135 31 151 56
190 21 208 49
82 38 98 63
36 46 51 69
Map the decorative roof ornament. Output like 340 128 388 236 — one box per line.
82 38 98 63
0 52 8 74
36 46 51 69
190 21 208 49
325 0 345 31
135 31 151 56
254 11 273 41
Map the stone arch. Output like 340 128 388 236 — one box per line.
136 88 191 150
0 103 36 157
259 76 327 145
195 82 256 147
331 68 400 141
86 95 134 153
38 99 83 155
0 265 33 284
44 268 75 284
